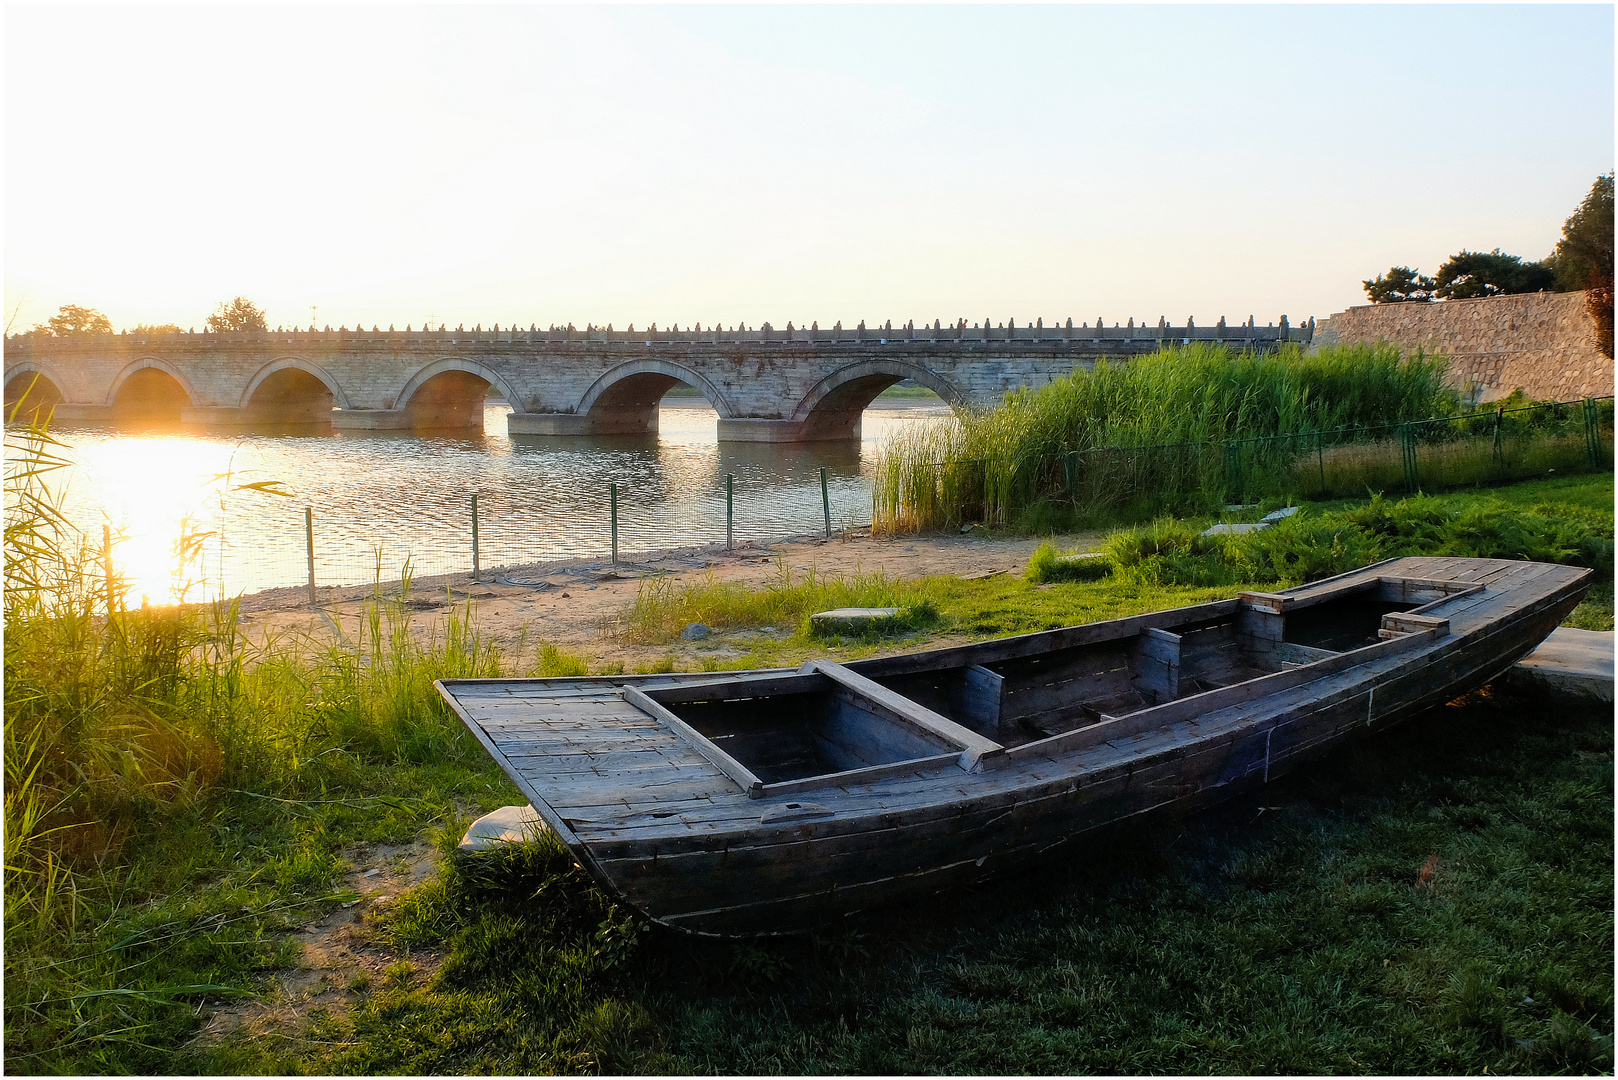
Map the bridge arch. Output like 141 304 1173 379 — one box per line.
240 356 353 415
394 357 521 428
4 360 71 421
105 357 198 423
788 359 965 439
105 357 201 407
576 359 736 435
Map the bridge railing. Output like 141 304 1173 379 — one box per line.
5 316 1313 351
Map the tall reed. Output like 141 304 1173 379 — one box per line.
2 417 501 929
873 342 1456 531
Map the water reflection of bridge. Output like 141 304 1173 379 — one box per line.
5 316 1312 441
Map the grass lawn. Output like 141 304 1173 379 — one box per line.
6 473 1611 1075
204 688 1616 1075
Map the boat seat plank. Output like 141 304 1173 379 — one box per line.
804 660 1005 770
622 685 763 797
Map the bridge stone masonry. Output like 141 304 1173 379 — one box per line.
4 315 1313 441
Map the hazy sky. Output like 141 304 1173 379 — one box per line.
5 5 1612 335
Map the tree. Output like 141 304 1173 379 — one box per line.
130 323 183 337
1363 266 1436 303
206 297 268 333
1552 173 1613 359
1433 249 1555 300
1552 173 1614 293
35 304 112 335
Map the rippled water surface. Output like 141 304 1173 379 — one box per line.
14 399 950 603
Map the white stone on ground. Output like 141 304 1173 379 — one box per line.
458 805 549 852
1502 627 1614 703
810 607 903 633
1261 506 1300 523
1201 522 1269 537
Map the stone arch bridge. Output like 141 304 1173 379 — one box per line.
4 316 1312 441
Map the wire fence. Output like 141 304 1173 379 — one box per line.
32 396 1616 607
163 465 878 604
878 396 1615 530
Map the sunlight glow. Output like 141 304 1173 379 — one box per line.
68 438 269 605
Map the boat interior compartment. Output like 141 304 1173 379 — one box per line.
628 571 1487 770
637 673 966 787
871 573 1477 750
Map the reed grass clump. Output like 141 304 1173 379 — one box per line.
3 418 508 1070
873 342 1457 532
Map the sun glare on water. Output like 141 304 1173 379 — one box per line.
66 437 276 606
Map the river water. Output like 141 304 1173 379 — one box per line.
12 398 950 605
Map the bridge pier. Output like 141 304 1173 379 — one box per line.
506 413 593 435
48 403 115 424
331 409 415 430
180 406 252 427
717 414 863 442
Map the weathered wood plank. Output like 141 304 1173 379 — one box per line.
622 685 762 798
959 665 1004 737
1131 626 1181 703
757 752 965 798
805 660 1006 770
850 599 1241 678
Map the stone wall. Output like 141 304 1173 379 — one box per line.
1313 291 1612 404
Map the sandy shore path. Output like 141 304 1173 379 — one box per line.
233 528 1102 670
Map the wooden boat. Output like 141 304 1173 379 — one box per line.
437 556 1591 937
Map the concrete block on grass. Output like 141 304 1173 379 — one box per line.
1202 522 1269 537
810 607 903 635
459 805 549 852
1501 627 1613 703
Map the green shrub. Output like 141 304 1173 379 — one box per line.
1103 494 1613 588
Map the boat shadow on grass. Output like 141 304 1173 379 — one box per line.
275 684 1614 1076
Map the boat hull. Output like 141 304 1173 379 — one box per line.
439 556 1591 937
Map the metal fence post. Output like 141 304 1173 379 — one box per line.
1493 408 1504 465
1315 432 1326 495
102 523 116 613
305 506 317 605
820 467 831 539
610 482 618 565
1400 424 1419 492
726 474 734 550
1585 397 1600 465
470 492 480 581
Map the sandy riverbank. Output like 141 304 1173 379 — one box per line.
234 527 1103 670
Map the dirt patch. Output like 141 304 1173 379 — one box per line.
232 529 1102 669
187 838 444 1050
